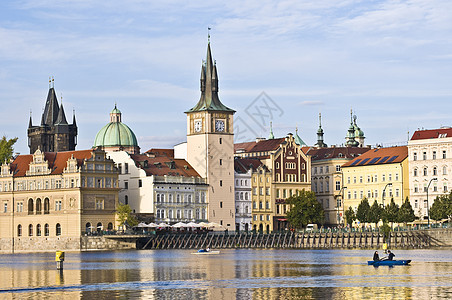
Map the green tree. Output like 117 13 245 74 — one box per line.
0 136 18 163
368 200 383 228
345 206 356 226
117 203 138 228
384 198 400 227
430 193 452 222
286 189 324 229
356 198 371 224
398 197 416 225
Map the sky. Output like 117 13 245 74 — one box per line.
0 0 451 155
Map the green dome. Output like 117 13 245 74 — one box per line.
93 122 138 148
111 106 121 114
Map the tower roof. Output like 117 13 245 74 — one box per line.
186 43 235 113
294 128 307 146
55 102 68 125
41 87 60 126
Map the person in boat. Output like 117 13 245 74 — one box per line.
206 247 210 252
373 251 380 261
387 250 395 261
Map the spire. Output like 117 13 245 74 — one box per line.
345 108 359 147
315 113 327 148
186 41 235 113
72 109 77 126
294 127 307 146
55 98 68 125
268 122 274 139
41 82 60 126
28 110 33 128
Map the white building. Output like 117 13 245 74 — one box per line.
107 150 208 223
408 127 452 221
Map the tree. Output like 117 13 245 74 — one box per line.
368 200 383 228
117 203 138 228
384 198 400 227
345 206 356 226
430 193 452 222
286 189 324 229
398 197 416 225
0 136 18 163
356 198 371 224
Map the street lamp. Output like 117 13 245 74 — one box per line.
382 183 393 208
335 186 347 225
426 177 437 228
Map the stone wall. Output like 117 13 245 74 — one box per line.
0 236 81 253
80 236 136 251
424 228 452 246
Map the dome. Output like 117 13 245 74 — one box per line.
93 122 138 148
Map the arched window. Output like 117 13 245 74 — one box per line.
96 222 102 232
28 199 34 215
44 198 50 214
56 223 61 236
414 168 418 176
35 198 42 214
433 167 437 176
188 195 191 203
28 224 33 236
195 208 200 219
86 222 92 232
240 192 244 200
161 210 165 219
45 224 49 236
443 166 448 175
168 209 173 219
36 224 41 236
17 224 22 237
177 194 180 203
108 222 113 230
176 209 181 219
245 193 249 200
423 167 428 176
156 210 161 218
156 194 160 203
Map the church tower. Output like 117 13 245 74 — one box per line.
185 41 235 230
28 79 78 153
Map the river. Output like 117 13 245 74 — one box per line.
0 249 451 299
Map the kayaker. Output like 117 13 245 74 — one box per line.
387 250 395 261
373 251 380 261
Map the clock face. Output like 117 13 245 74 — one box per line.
194 120 202 132
215 120 225 132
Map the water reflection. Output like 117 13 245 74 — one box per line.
0 249 450 299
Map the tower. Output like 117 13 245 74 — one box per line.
185 41 235 229
28 80 77 153
314 113 327 148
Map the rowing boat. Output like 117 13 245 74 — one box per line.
368 260 411 266
191 250 220 255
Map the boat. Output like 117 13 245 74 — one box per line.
191 250 220 255
368 260 411 266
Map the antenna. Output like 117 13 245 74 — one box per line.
208 27 211 43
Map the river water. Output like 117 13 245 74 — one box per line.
0 249 451 299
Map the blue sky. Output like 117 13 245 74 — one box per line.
0 0 451 154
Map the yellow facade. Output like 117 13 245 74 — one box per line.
251 166 273 232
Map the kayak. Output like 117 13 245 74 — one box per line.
368 260 411 266
191 250 220 255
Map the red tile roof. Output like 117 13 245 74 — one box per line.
11 150 94 177
410 128 452 141
342 146 407 167
234 158 262 173
130 154 201 177
234 138 285 154
144 148 175 158
307 147 370 161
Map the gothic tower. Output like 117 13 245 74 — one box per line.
185 41 235 230
28 80 78 153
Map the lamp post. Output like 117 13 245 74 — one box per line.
426 177 437 228
382 183 393 208
335 186 347 225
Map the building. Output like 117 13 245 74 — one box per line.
28 81 77 153
106 150 208 224
185 42 236 230
408 127 452 221
341 146 409 225
93 105 140 154
235 133 311 232
234 158 260 232
307 146 369 225
0 149 119 252
345 110 365 147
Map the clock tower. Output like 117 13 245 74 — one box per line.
185 41 235 229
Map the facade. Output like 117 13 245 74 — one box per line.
93 105 140 154
28 82 77 153
107 150 208 224
307 147 369 225
235 134 311 232
408 128 452 221
234 158 261 232
342 146 409 225
0 149 118 252
185 42 235 230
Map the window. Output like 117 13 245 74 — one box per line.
374 175 378 183
124 182 128 189
414 200 418 208
444 166 448 175
125 195 128 205
253 188 257 195
55 200 62 211
17 224 22 237
395 189 399 197
433 151 436 160
253 201 257 209
353 177 356 184
220 180 223 187
219 159 222 166
347 177 350 184
414 186 418 193
347 191 351 199
423 168 428 176
423 152 427 160
37 224 41 236
259 202 263 209
388 174 392 181
29 224 33 236
265 187 270 196
265 201 269 209
3 202 7 213
395 173 399 181
56 223 61 236
314 167 317 174
433 167 437 176
219 138 222 144
138 180 142 188
414 168 418 176
354 191 357 199
413 152 417 161
95 199 104 210
367 176 371 183
443 150 447 159
359 176 363 183
335 181 341 191
124 163 129 174
382 174 386 181
45 224 49 236
259 187 263 195
325 166 329 173
336 165 341 172
444 184 448 193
